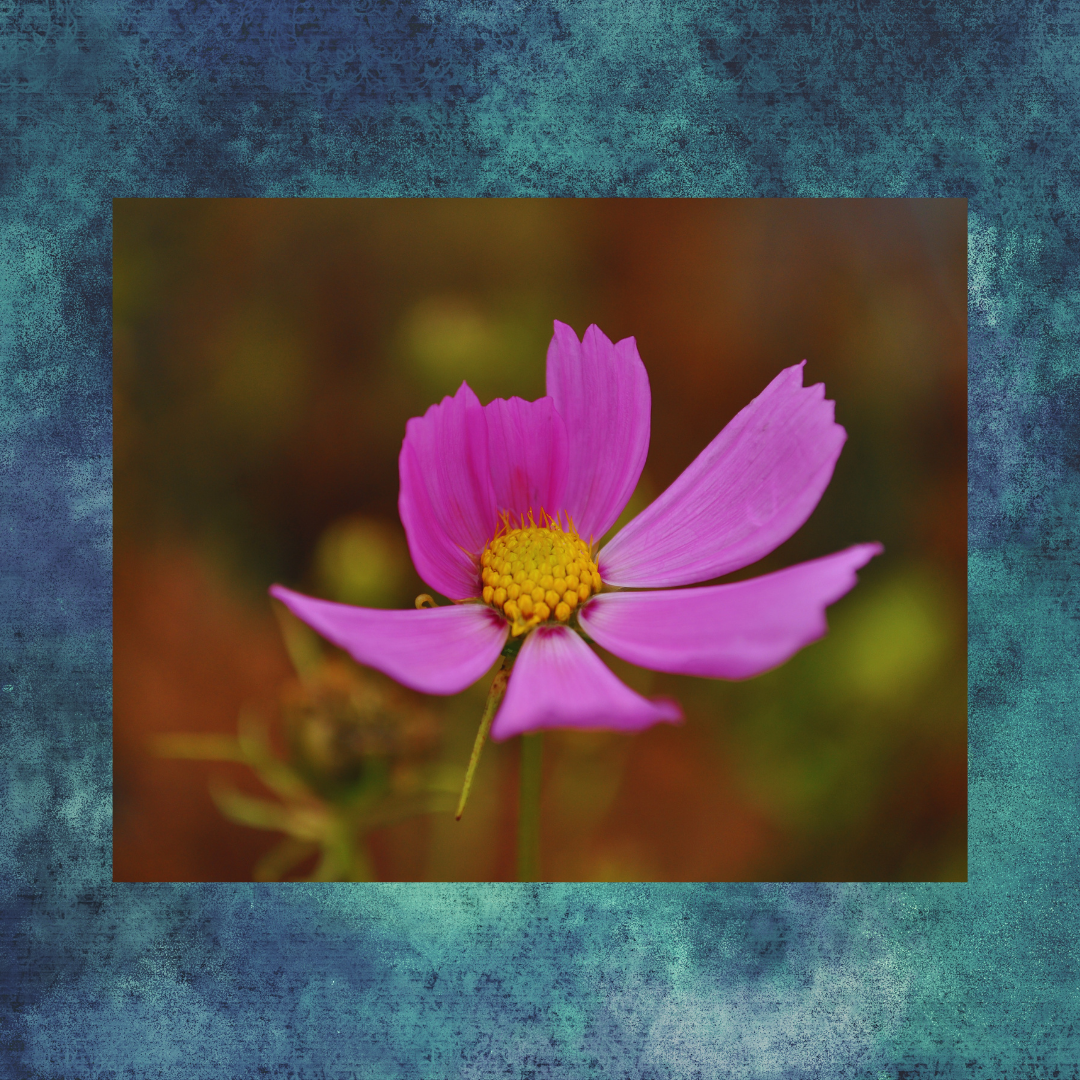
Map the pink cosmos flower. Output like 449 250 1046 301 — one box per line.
271 322 882 742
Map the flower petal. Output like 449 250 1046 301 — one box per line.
270 585 508 694
483 395 569 522
398 382 496 599
490 624 682 740
579 543 883 680
598 362 848 587
545 322 651 542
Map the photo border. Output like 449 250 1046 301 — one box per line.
3 3 1075 1076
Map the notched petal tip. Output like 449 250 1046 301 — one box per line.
599 361 848 588
546 320 652 544
581 542 883 681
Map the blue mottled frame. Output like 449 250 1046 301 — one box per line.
2 2 1077 1077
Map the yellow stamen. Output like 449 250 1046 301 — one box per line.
478 510 601 637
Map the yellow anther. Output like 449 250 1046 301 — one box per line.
477 509 601 637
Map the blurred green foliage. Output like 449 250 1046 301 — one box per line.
156 610 459 882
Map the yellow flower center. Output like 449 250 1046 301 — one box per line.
479 511 602 638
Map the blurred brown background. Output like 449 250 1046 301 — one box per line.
113 199 966 882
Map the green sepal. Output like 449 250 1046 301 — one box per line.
500 635 524 659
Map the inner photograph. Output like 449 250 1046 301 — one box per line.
113 198 967 883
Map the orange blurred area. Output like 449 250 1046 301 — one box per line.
113 542 291 881
114 198 966 882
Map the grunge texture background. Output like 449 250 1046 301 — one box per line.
2 1 1079 1076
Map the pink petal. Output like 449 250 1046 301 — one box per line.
579 543 883 680
545 322 651 543
398 382 496 600
270 585 508 694
490 624 682 741
483 395 569 522
598 362 848 587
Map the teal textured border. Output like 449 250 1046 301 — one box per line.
2 2 1078 1076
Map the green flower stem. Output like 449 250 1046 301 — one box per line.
516 731 543 882
455 660 511 821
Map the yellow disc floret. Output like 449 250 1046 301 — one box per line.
480 510 602 637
